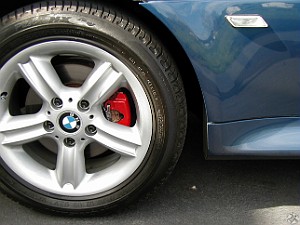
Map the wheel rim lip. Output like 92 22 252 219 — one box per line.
0 40 153 196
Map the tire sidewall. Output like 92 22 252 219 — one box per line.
0 6 181 213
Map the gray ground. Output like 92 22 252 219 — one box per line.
0 113 299 225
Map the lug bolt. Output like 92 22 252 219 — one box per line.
43 121 54 132
51 97 63 109
78 99 90 111
85 125 97 136
0 92 8 101
64 138 76 147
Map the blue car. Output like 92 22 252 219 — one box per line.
0 0 299 214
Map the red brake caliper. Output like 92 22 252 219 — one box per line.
104 92 132 126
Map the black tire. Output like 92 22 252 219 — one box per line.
0 0 187 215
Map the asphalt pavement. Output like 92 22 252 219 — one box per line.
0 113 299 225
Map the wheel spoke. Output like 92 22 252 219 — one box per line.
80 62 125 106
56 142 86 189
1 114 48 145
18 56 64 103
91 119 142 157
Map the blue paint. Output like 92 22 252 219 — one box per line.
142 0 300 157
208 118 300 157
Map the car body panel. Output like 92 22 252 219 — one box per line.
208 118 300 157
141 0 300 157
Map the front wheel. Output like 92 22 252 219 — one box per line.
0 1 187 214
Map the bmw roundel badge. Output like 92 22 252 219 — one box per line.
59 112 81 133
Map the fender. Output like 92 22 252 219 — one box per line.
141 0 300 157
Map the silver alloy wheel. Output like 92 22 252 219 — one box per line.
0 41 152 196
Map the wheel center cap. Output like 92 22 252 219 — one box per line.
59 112 81 133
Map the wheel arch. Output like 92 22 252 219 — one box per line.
131 0 208 157
128 1 205 117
